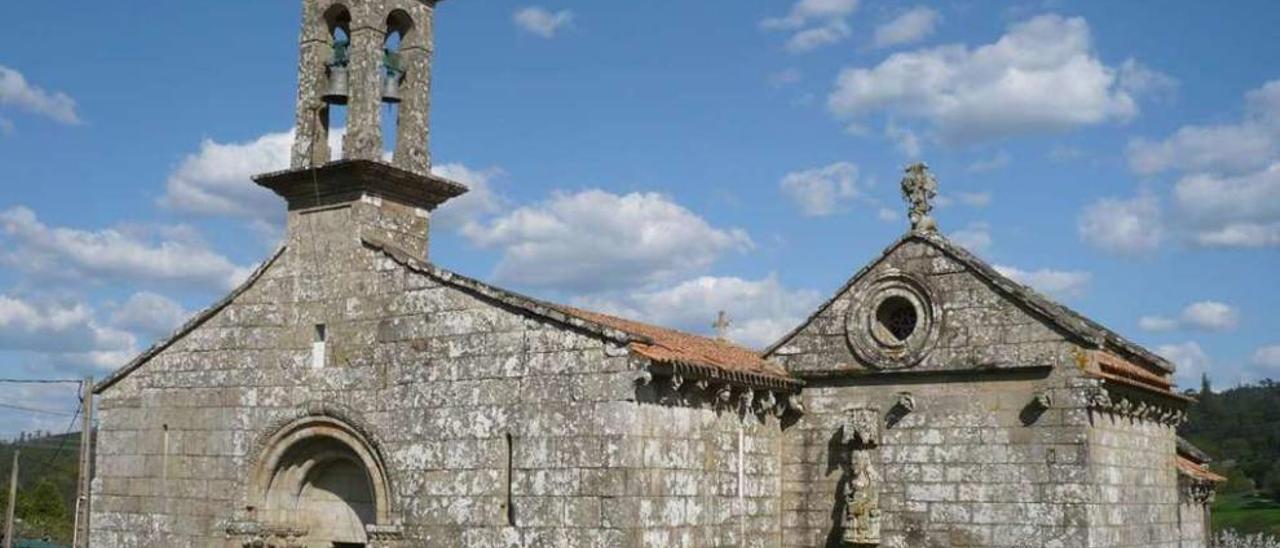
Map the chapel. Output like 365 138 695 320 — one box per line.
89 1 1223 547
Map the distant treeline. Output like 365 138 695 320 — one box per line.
1181 377 1280 498
0 431 81 543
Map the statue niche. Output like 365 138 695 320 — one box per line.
839 407 882 546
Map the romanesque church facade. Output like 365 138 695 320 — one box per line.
88 1 1222 546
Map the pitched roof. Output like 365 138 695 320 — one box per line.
97 238 799 395
366 237 800 391
1177 455 1227 483
553 306 796 388
764 230 1175 374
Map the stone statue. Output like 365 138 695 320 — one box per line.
900 163 938 232
841 450 882 545
839 408 882 545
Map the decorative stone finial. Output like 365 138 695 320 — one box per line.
713 310 732 340
901 162 939 232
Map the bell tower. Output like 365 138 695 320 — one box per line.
291 0 439 173
255 0 466 261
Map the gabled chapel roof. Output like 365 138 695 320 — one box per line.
366 237 801 391
763 229 1176 375
96 237 800 395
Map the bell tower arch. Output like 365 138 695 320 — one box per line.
260 0 465 263
291 0 441 176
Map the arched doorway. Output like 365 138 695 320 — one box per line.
246 415 396 548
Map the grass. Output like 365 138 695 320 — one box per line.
1214 492 1280 537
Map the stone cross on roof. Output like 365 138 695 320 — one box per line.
713 311 732 340
901 162 939 233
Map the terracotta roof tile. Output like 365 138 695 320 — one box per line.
1177 455 1227 483
554 306 795 384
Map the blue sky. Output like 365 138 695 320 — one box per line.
1 0 1278 436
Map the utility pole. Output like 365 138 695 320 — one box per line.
3 449 18 548
72 377 93 548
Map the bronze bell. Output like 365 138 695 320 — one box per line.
323 65 350 105
381 49 403 104
323 39 351 105
381 72 402 104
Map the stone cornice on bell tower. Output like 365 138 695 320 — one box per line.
260 0 464 262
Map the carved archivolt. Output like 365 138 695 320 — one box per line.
228 405 402 547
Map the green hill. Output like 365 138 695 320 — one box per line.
0 431 83 543
1180 377 1280 536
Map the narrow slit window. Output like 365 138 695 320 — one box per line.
504 432 515 526
312 324 327 369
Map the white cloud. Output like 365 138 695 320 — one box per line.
159 130 294 224
109 292 190 340
0 206 252 292
1138 315 1178 332
158 129 500 235
829 15 1142 143
876 207 899 222
951 222 993 254
994 264 1091 299
762 0 860 30
1077 192 1163 254
1192 222 1280 247
573 275 821 349
967 151 1011 173
786 21 852 53
1124 81 1280 248
462 190 752 292
1116 58 1178 99
762 0 859 53
872 7 941 49
1174 163 1280 247
431 163 506 229
0 294 136 369
884 120 922 158
778 162 867 217
513 7 574 38
1138 301 1239 333
0 65 81 125
1180 301 1238 332
1128 80 1280 176
1156 341 1211 388
1253 345 1280 370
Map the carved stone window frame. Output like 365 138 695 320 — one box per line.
846 270 943 370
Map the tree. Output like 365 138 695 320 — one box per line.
1264 461 1280 500
16 479 70 540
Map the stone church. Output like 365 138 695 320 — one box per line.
89 1 1224 547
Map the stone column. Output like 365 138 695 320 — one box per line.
392 3 435 176
343 23 385 161
291 2 335 168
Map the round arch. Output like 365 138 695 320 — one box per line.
247 415 395 545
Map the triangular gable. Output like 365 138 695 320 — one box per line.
763 230 1173 374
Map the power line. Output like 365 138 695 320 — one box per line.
0 379 82 385
0 402 76 417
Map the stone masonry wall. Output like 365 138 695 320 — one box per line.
1085 411 1183 547
781 372 1093 548
90 202 784 547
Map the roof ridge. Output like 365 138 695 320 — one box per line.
553 304 763 355
361 236 647 346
